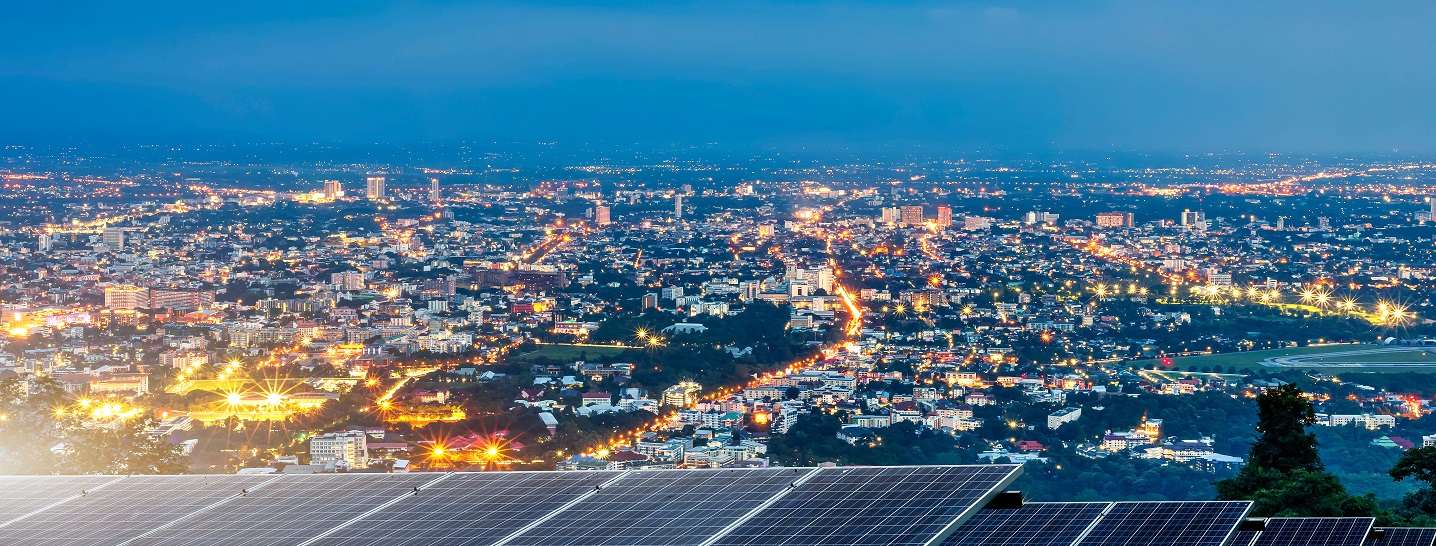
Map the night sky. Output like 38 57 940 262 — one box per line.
3 1 1435 151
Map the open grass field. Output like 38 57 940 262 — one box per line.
514 343 633 362
1130 344 1436 373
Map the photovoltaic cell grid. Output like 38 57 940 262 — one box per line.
1253 518 1375 546
712 465 1022 546
1370 528 1436 546
1229 531 1260 546
0 476 124 519
504 467 808 546
942 502 1112 546
0 475 277 546
136 473 437 546
311 470 621 546
1074 501 1252 546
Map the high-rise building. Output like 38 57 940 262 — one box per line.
595 205 612 226
1095 212 1134 227
1023 211 1059 225
1180 209 1206 227
739 281 762 301
37 233 52 252
102 227 125 250
880 207 900 225
429 178 441 202
331 271 365 291
900 205 924 227
1275 217 1286 230
674 194 683 219
366 176 386 200
643 293 660 310
323 180 343 200
935 206 953 228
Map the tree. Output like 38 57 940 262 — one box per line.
1390 446 1436 521
1216 384 1376 518
1248 384 1323 473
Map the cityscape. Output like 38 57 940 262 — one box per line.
4 1 1436 544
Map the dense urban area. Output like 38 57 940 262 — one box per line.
2 143 1436 524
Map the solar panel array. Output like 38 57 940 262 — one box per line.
0 465 1022 546
1250 518 1375 546
1370 528 1436 546
1074 501 1253 546
942 502 1111 546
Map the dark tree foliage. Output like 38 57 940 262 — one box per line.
1249 384 1323 473
1216 384 1378 519
1390 447 1436 523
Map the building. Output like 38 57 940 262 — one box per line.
1047 407 1081 429
662 381 702 407
102 227 126 251
595 205 612 226
674 194 683 219
1095 212 1134 227
366 176 386 200
1180 209 1206 227
429 178 440 202
38 233 53 252
105 286 150 310
1022 211 1059 225
331 271 365 291
964 216 992 230
900 206 924 227
935 206 952 228
643 293 660 310
880 207 900 225
150 289 215 311
310 431 368 469
323 180 343 200
1321 413 1396 429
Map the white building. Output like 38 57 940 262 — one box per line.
310 431 368 469
1047 407 1082 429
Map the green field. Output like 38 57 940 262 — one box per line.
514 343 633 362
1130 344 1436 373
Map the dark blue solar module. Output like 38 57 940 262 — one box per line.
138 473 437 546
502 467 807 546
0 474 278 546
312 470 621 546
1074 501 1251 546
942 502 1111 546
711 465 1022 546
1253 518 1374 546
1370 528 1436 546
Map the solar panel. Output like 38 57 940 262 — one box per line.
1254 518 1375 546
501 467 809 546
310 470 621 546
0 474 278 546
0 476 125 522
1229 531 1260 546
1371 528 1436 546
943 502 1112 546
1074 501 1252 546
137 473 437 546
710 465 1022 546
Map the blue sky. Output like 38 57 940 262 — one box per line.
3 1 1434 151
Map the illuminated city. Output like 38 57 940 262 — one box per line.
2 1 1436 543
